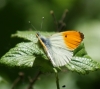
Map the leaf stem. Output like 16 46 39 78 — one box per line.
55 73 60 89
54 68 60 89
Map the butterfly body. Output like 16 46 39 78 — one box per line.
36 31 84 67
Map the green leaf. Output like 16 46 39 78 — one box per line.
1 31 100 74
0 31 58 72
11 31 54 42
0 42 55 72
66 43 100 74
0 42 37 67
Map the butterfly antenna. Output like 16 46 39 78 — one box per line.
40 17 44 30
28 21 37 31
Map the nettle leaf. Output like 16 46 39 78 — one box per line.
66 43 100 74
0 31 100 74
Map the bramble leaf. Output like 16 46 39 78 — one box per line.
11 31 54 42
0 42 39 67
0 41 55 72
0 31 100 74
66 43 100 74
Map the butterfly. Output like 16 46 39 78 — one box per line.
36 31 84 67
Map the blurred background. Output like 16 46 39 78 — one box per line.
0 0 100 89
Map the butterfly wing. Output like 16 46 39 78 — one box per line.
47 45 73 67
48 31 84 67
36 31 84 67
61 31 84 50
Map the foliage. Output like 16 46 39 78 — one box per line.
0 31 100 75
0 0 100 89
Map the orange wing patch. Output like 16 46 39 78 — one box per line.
62 31 84 50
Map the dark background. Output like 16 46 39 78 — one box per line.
0 0 100 89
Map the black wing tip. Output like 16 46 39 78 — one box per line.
79 32 84 40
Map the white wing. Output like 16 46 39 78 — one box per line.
46 33 73 67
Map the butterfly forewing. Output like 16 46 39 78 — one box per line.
62 31 84 50
37 31 84 67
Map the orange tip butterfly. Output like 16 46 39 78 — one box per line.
36 31 84 67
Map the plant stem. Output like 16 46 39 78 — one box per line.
27 71 41 89
50 10 58 31
11 72 24 89
54 68 60 89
